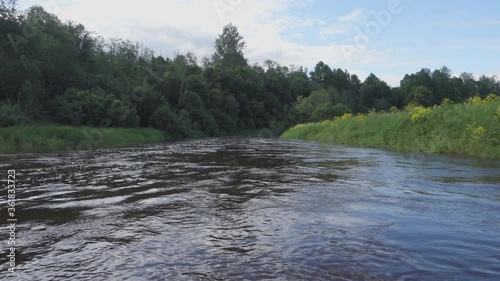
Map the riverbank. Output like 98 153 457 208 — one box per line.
0 126 165 154
281 95 500 159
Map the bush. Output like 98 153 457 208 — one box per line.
56 88 140 127
0 103 26 127
311 103 351 121
282 95 500 159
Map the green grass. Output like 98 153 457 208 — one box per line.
281 96 500 159
0 125 166 154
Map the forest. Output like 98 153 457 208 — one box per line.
1 1 500 140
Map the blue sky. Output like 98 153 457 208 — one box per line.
17 0 500 86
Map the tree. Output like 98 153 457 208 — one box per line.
295 89 332 120
361 73 392 111
129 85 167 127
0 0 18 23
5 1 500 140
288 69 311 100
477 75 498 98
311 103 350 121
55 88 139 127
213 23 247 68
411 86 434 106
349 74 365 113
180 90 219 135
460 72 477 100
400 68 433 105
310 61 332 88
431 66 453 103
331 68 350 91
150 104 184 139
0 103 25 127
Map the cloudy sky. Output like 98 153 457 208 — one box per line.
17 0 500 86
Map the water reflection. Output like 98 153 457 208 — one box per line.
0 138 499 280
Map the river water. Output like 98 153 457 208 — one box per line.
0 138 499 281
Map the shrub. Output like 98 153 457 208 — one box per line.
56 88 140 127
282 98 500 159
409 106 432 122
311 103 350 121
0 103 26 127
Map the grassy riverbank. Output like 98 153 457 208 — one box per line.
0 125 165 154
281 95 500 159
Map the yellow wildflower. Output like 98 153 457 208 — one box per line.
442 98 451 105
337 113 353 121
472 126 486 140
410 106 432 122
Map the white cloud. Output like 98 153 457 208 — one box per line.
17 0 436 87
339 8 366 22
474 72 500 80
20 0 348 67
319 8 368 37
25 0 325 61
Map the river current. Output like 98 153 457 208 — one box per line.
1 138 499 280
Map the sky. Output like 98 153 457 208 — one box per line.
17 0 500 86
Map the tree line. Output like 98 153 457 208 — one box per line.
1 1 499 138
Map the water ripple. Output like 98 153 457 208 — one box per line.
0 138 499 280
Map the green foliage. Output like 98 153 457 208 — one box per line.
296 89 332 116
213 23 247 68
129 85 166 127
1 2 500 154
282 96 500 159
150 104 187 139
0 125 164 153
361 73 392 111
295 88 352 122
0 103 25 127
311 103 351 121
412 86 434 106
55 88 139 127
309 61 332 87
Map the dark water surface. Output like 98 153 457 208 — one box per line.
1 138 499 280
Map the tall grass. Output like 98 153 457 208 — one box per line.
0 125 166 154
281 95 500 159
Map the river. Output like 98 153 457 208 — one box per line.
1 138 499 280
